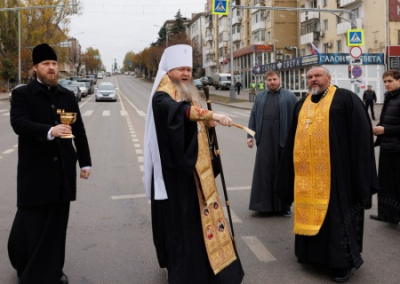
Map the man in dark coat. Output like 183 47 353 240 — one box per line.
8 43 92 284
370 70 400 224
276 66 378 283
363 85 377 120
247 70 298 216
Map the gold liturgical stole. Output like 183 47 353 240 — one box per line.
157 74 236 274
293 86 336 236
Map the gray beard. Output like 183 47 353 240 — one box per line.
171 78 200 104
309 86 321 95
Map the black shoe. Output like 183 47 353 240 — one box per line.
332 268 351 283
370 214 384 221
60 273 69 284
282 210 292 218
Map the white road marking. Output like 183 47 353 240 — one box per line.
136 149 143 154
2 112 10 116
102 110 110 116
228 186 251 191
0 109 7 113
131 134 137 138
134 143 141 148
3 149 15 154
132 138 138 142
222 207 243 223
215 111 239 118
111 194 146 200
138 156 144 163
83 110 94 116
140 165 144 172
232 111 250 116
242 236 276 262
120 110 128 116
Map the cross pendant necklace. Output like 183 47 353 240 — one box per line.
305 86 330 130
305 119 312 129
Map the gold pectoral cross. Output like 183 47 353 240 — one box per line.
306 119 312 129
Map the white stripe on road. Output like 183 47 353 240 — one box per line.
134 143 140 148
222 207 242 223
3 149 15 154
0 109 7 113
242 236 276 262
121 110 128 116
228 186 251 191
111 193 146 200
136 149 143 154
2 112 10 116
138 156 144 163
83 110 94 116
215 111 239 118
102 110 110 116
232 111 250 116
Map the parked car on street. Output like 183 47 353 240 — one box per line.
59 79 72 85
77 78 95 94
87 74 97 85
194 79 203 90
95 82 118 102
200 76 212 86
70 82 88 97
9 84 26 101
106 72 111 77
63 84 82 102
97 72 103 79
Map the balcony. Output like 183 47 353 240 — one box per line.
205 48 215 55
218 41 229 49
206 35 214 42
337 21 352 35
233 32 241 43
301 31 321 45
232 16 242 25
339 0 362 8
252 20 265 33
301 11 319 22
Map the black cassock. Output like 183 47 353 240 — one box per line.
276 88 378 270
249 92 288 213
151 92 244 284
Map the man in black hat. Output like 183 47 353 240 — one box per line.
363 84 377 120
8 43 92 284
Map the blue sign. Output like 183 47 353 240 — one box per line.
253 54 318 74
212 0 229 15
319 53 384 65
351 66 363 78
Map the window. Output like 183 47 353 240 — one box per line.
266 11 270 22
336 15 341 24
323 43 329 53
266 31 271 42
337 40 342 52
237 25 241 33
323 0 327 7
323 19 328 31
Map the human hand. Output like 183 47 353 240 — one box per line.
207 119 219 128
212 113 232 126
51 124 72 138
373 126 384 136
80 168 91 179
247 138 254 148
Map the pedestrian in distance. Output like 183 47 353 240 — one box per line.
370 70 400 224
247 70 297 216
258 80 265 92
250 80 257 95
363 84 377 120
275 66 378 283
8 43 92 284
235 80 242 95
144 44 244 284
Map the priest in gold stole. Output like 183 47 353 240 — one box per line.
276 66 378 283
144 44 244 284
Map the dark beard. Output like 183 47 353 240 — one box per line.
170 78 200 104
37 72 58 87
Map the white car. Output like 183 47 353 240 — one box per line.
71 82 88 97
95 82 118 102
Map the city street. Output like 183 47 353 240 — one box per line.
0 77 399 284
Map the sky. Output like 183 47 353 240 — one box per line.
68 0 206 71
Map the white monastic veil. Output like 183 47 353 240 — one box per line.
144 44 193 200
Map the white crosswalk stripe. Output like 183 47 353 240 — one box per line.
1 112 10 116
102 110 110 116
215 111 239 118
232 111 251 116
83 110 94 116
242 236 276 262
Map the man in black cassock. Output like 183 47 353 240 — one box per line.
276 66 378 283
8 43 92 284
370 70 400 224
247 70 298 216
144 44 244 284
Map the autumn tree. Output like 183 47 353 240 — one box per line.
81 47 102 74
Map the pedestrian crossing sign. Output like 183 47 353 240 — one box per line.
347 29 364 46
212 0 229 15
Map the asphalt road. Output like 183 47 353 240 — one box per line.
0 77 398 284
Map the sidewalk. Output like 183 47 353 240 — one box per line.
204 86 254 110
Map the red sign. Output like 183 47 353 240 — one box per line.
352 66 363 78
389 0 400 21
